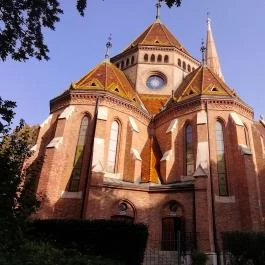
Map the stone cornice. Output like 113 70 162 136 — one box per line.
155 95 254 126
50 90 152 123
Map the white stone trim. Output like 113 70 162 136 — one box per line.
92 138 105 172
40 114 53 128
97 106 108 121
30 144 37 152
128 117 139 133
131 148 142 161
160 150 172 161
215 195 235 203
239 144 252 155
230 112 244 126
61 191 82 199
59 106 75 120
166 118 178 133
196 141 209 170
47 137 63 149
197 110 207 124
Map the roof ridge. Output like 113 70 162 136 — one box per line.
206 67 234 97
160 23 176 47
175 66 202 100
141 22 157 46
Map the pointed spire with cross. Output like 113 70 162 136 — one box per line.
105 34 112 60
205 12 224 80
155 0 162 20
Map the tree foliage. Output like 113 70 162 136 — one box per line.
0 119 40 219
0 0 182 61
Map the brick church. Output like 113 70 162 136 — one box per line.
29 3 265 264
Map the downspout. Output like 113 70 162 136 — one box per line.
205 101 220 265
192 188 197 249
80 97 99 219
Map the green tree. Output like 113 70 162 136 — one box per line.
0 0 182 62
0 119 40 219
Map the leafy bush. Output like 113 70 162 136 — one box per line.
222 231 265 265
26 219 148 265
191 250 208 265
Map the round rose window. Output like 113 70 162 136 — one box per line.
146 75 165 90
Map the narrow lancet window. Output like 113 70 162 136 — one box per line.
185 124 194 176
107 121 119 173
215 121 228 196
69 116 89 192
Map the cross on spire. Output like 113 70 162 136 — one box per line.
155 0 162 20
105 34 112 59
200 39 206 65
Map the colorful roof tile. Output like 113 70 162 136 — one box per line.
140 94 170 114
173 65 236 103
124 20 191 56
72 60 141 105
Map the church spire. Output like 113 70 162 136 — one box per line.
206 14 224 81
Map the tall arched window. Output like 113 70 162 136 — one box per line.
164 55 169 63
183 61 186 70
131 56 135 65
185 124 194 176
69 116 90 192
107 121 119 173
243 125 250 147
178 58 181 67
144 54 148 62
151 54 155 62
126 58 130 67
215 121 228 196
157 54 162 62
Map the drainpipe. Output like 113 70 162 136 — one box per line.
205 101 220 265
80 97 99 219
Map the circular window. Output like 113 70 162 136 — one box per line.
146 75 165 90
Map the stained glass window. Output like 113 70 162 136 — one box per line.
215 121 228 196
185 124 194 176
68 116 89 192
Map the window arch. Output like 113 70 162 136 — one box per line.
187 64 191 72
185 124 194 176
178 58 181 67
151 54 155 62
157 54 162 62
107 120 119 173
68 116 90 192
164 55 169 63
144 54 148 62
131 56 135 65
121 61 124 69
215 121 228 196
182 61 186 70
126 58 130 67
243 125 250 147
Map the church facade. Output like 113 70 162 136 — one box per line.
29 9 265 265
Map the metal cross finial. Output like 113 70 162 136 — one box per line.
207 11 211 30
200 39 206 65
105 34 112 59
155 0 162 20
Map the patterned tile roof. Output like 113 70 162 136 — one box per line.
139 94 170 114
124 19 191 56
173 65 237 103
72 60 141 105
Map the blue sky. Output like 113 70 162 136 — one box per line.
1 0 264 126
